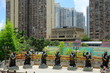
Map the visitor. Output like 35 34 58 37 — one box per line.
100 66 108 73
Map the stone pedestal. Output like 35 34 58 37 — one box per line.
39 64 48 69
83 67 93 71
107 69 110 72
0 62 3 68
23 65 32 69
8 66 19 70
53 65 62 69
100 68 110 72
67 66 77 71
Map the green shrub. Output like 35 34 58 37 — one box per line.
81 43 88 47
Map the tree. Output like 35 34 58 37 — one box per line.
68 42 73 46
58 42 65 55
0 20 18 60
37 39 45 51
51 41 59 46
64 48 72 55
81 43 88 47
44 39 51 47
28 36 36 46
81 35 91 41
27 38 59 52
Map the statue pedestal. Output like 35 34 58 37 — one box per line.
23 65 32 69
39 64 48 69
53 65 62 69
100 68 110 72
8 66 19 70
0 62 3 68
83 67 93 71
107 69 110 72
67 66 77 70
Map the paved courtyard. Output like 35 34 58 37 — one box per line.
0 66 101 73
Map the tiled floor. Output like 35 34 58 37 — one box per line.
0 66 100 73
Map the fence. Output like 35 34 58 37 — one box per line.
16 54 102 60
15 54 104 68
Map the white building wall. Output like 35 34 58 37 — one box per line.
87 6 90 37
54 3 60 28
54 3 75 28
76 12 85 29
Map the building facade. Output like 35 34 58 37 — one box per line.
54 3 61 28
6 0 54 39
89 0 110 40
50 27 84 41
54 3 75 28
75 12 85 29
87 6 90 37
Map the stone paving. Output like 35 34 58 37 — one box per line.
0 66 101 73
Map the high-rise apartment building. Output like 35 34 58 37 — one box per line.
54 3 75 28
65 8 73 27
75 12 85 29
6 0 54 39
60 8 73 27
89 0 110 40
60 7 67 27
71 8 75 27
54 3 61 28
87 6 90 37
